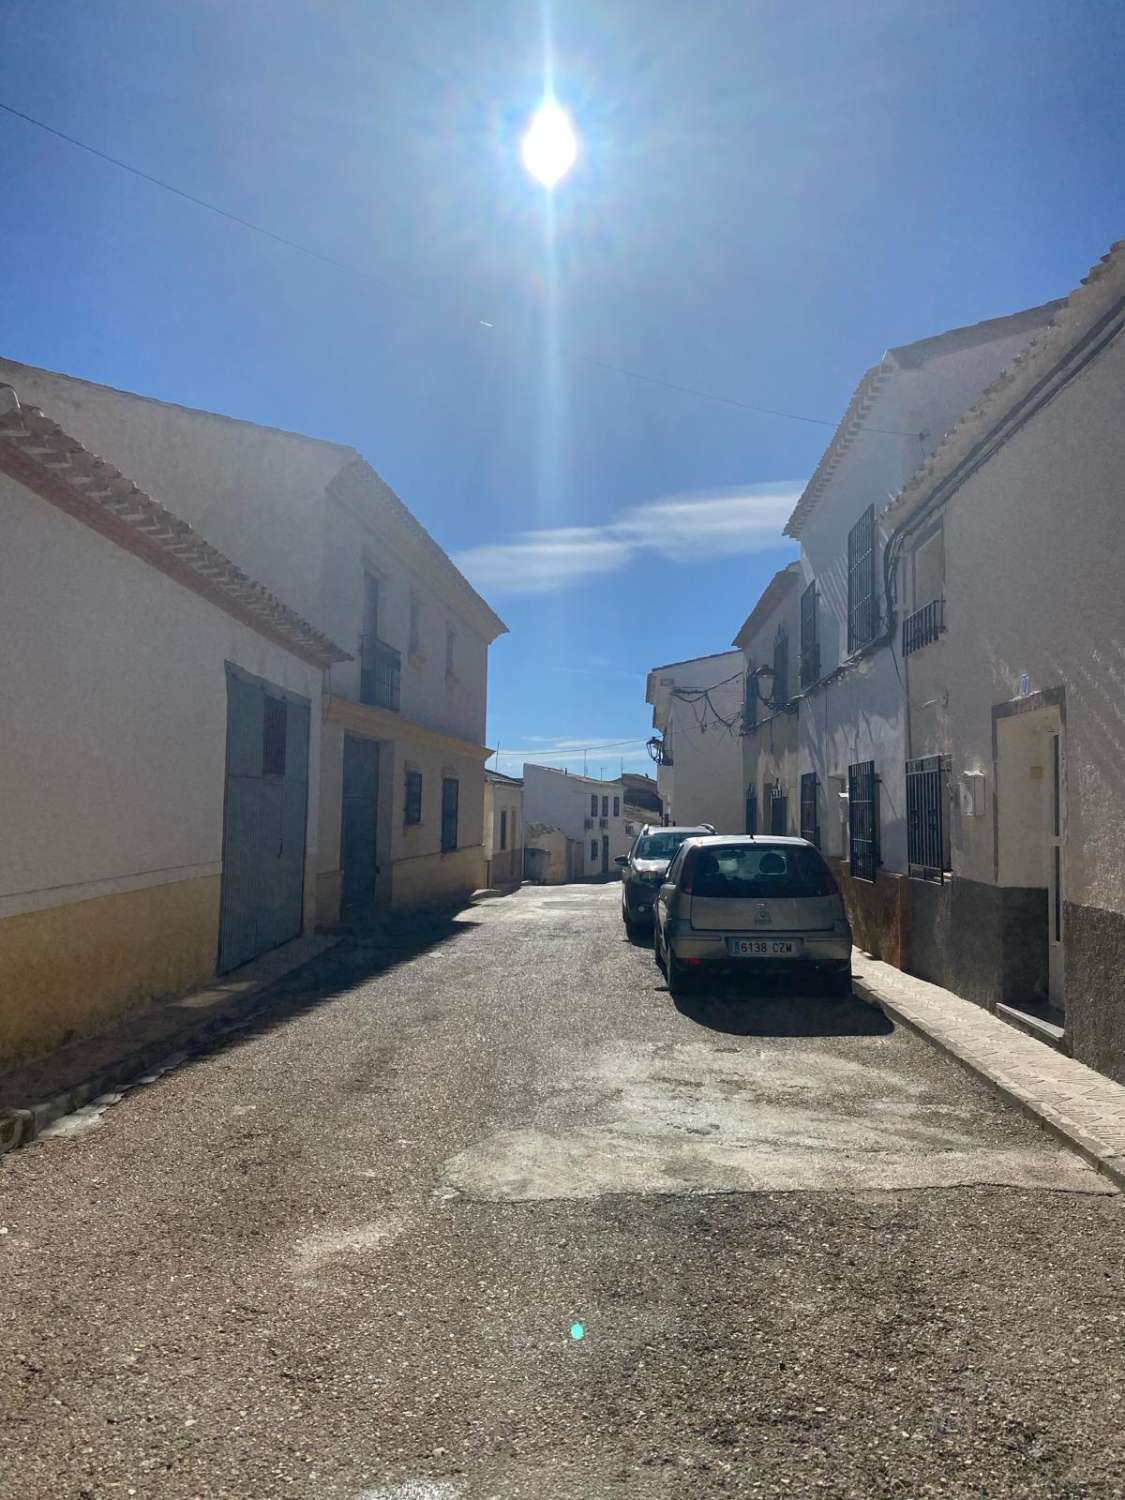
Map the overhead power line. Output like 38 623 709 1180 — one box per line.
0 97 917 437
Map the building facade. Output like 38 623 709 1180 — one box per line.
887 242 1125 1080
521 764 630 877
645 651 745 833
734 563 802 841
0 385 348 1066
484 770 524 892
783 301 1059 964
0 358 507 931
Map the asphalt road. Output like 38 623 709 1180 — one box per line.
2 883 1124 1500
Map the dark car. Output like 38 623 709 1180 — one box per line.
653 835 853 995
617 824 715 931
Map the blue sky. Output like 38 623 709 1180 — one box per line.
2 1 1123 778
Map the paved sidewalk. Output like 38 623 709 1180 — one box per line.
853 953 1125 1189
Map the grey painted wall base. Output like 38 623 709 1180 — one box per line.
1065 901 1125 1086
907 876 1048 1011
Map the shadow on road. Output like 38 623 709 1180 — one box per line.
670 981 894 1039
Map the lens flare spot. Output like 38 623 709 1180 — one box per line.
521 101 578 187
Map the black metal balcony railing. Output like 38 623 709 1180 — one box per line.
359 637 402 711
902 597 945 658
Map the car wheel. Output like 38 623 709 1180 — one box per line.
667 949 697 995
653 928 667 974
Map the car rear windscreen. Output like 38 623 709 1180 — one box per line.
691 844 839 898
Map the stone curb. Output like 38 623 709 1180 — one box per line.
0 940 339 1159
853 977 1125 1193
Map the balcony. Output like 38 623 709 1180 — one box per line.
902 597 945 658
359 637 401 711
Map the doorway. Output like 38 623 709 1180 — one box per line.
601 834 609 874
340 734 379 920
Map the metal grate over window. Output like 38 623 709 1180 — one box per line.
800 581 820 688
769 786 788 836
441 777 459 852
745 786 758 835
404 770 423 825
906 755 949 882
902 597 945 657
799 772 819 847
847 505 878 653
848 760 879 881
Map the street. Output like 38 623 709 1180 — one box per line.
2 884 1124 1500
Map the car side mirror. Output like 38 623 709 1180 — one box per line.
615 855 629 867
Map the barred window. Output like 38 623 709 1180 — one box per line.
848 760 879 882
769 785 788 836
441 777 459 852
800 772 819 847
590 840 598 861
906 755 950 882
847 505 878 653
745 785 758 836
800 580 820 688
404 769 423 825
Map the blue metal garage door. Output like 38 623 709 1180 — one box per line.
218 666 311 974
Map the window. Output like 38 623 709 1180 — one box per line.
772 629 789 707
590 840 598 861
745 785 757 835
847 505 878 653
404 770 423 825
360 572 399 711
800 772 819 847
445 625 456 679
744 669 757 730
769 785 788 835
902 598 945 656
409 591 422 658
262 695 287 777
602 795 609 817
800 581 820 688
499 809 508 850
441 777 459 852
848 760 879 882
591 793 598 817
690 844 839 900
613 796 620 817
906 755 949 882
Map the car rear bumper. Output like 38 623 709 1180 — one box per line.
666 926 852 970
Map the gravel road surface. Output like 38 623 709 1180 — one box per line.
2 883 1124 1499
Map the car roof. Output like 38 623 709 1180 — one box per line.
679 834 815 848
642 825 713 834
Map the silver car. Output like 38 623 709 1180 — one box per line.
653 835 852 996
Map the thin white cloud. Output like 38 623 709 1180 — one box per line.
454 481 803 595
489 737 654 779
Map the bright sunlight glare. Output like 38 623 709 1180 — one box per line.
521 101 578 188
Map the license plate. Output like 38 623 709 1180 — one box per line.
727 938 798 958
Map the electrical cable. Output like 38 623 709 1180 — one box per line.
0 97 920 436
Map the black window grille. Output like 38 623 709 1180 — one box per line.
744 670 758 730
800 772 819 847
590 840 598 861
906 755 949 882
848 760 879 882
499 809 508 850
360 638 401 711
404 770 423 825
591 794 598 816
902 597 945 656
772 629 789 707
262 695 287 777
441 777 459 852
769 786 788 836
602 796 609 817
847 505 878 653
613 796 620 817
800 581 820 688
745 786 758 835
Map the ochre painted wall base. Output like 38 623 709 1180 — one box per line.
0 875 220 1068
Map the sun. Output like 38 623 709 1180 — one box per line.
520 101 578 188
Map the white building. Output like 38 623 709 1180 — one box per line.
887 241 1125 1080
784 299 1058 964
483 770 524 892
521 764 630 878
0 384 348 1067
645 651 745 833
733 563 802 839
0 358 507 935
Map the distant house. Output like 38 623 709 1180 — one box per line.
522 764 630 878
484 770 524 892
0 383 349 1067
645 651 745 833
0 358 507 938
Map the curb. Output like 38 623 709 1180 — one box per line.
0 940 340 1159
853 977 1125 1193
